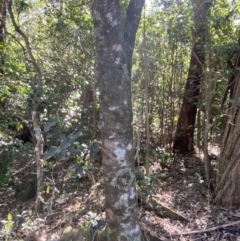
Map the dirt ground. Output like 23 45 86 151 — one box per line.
1 144 240 241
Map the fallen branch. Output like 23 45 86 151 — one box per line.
138 190 188 222
173 220 240 236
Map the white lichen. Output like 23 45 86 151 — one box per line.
114 197 128 208
120 222 131 229
127 143 132 150
98 121 104 128
31 111 37 118
130 224 140 235
106 12 118 27
110 168 135 190
114 141 119 146
109 106 118 111
112 44 123 51
106 12 113 21
115 57 121 64
120 193 128 201
109 134 115 139
129 187 136 199
114 147 126 161
120 159 127 167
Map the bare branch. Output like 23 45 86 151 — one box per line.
173 220 240 236
7 0 42 91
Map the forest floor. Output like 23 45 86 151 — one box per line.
1 143 240 241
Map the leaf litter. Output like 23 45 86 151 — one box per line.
1 143 240 240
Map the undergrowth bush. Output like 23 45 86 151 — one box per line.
0 134 34 186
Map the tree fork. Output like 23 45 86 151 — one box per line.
91 0 145 239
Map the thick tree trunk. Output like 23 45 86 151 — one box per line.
213 64 240 205
173 0 209 154
91 0 144 240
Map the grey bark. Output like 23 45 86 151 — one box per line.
91 0 144 240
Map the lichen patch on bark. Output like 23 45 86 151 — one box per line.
127 143 132 150
115 57 121 64
114 147 126 161
109 106 119 110
106 13 118 27
112 44 123 51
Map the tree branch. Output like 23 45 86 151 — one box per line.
123 0 145 74
173 220 240 236
6 31 31 64
7 0 42 92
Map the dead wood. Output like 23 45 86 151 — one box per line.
139 190 188 222
173 220 240 236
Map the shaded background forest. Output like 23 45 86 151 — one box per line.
1 0 240 240
1 0 237 163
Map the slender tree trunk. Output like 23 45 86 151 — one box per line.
0 0 6 77
173 0 209 154
143 10 150 176
203 23 212 186
0 0 6 111
196 109 200 149
168 38 177 149
91 0 145 240
8 0 44 213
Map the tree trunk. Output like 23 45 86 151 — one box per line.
143 11 150 177
196 108 201 149
8 0 44 213
91 0 144 240
173 0 209 155
203 15 213 187
0 0 6 76
0 0 6 109
213 57 240 205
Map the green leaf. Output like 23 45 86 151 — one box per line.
61 137 72 149
68 147 79 156
61 132 81 149
70 131 82 140
46 186 50 194
44 121 57 132
56 149 67 160
74 163 84 177
43 146 59 161
7 213 12 221
89 142 101 161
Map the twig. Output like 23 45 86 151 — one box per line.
12 158 35 176
7 0 43 83
173 220 240 236
6 31 31 64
